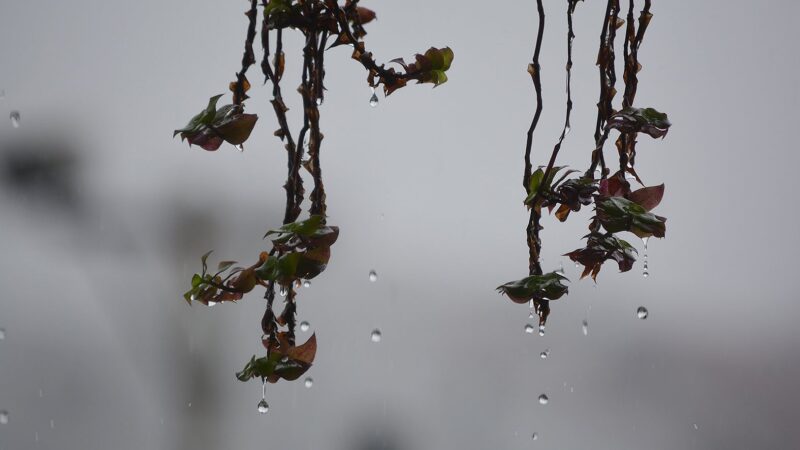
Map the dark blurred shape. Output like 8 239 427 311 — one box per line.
346 414 407 450
0 136 80 209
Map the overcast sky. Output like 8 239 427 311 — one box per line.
1 1 799 449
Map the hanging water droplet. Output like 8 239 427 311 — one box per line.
636 306 649 319
538 394 549 405
279 285 287 296
368 89 379 108
10 111 20 128
236 144 244 152
538 325 546 336
528 311 535 319
303 280 311 288
556 262 565 276
540 349 550 359
300 321 310 332
207 301 217 307
532 432 538 441
368 270 378 282
0 328 5 340
304 377 313 388
315 97 323 106
0 410 8 424
564 125 571 136
257 399 269 414
582 320 588 336
642 236 650 278
525 324 535 334
370 329 382 343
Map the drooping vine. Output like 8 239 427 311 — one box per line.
174 0 453 409
498 0 670 327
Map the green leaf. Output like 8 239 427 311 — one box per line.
596 196 667 238
264 215 325 239
607 107 671 139
497 272 570 304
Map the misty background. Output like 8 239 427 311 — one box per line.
1 0 799 449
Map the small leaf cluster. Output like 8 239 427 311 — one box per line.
173 95 258 151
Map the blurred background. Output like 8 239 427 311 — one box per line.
1 0 799 449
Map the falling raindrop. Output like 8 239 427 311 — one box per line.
693 423 699 430
304 377 313 388
0 328 5 340
368 88 379 107
368 270 378 282
35 431 39 442
315 97 324 106
540 349 550 359
0 411 8 424
257 399 269 414
0 89 5 99
38 389 43 398
300 321 310 332
581 320 588 336
532 432 539 441
10 111 20 128
538 325 545 337
642 236 650 278
50 419 54 429
636 306 649 319
303 280 311 288
236 144 244 152
187 402 192 408
538 394 549 405
370 329 382 343
524 324 535 334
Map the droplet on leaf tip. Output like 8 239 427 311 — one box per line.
370 329 382 343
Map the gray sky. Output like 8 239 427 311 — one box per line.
1 1 799 449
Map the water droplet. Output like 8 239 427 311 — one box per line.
315 97 323 106
538 325 546 337
38 389 43 398
0 411 8 424
581 320 589 336
50 419 54 429
524 324 535 334
300 321 310 332
693 423 699 430
187 402 192 408
368 89 379 108
257 399 269 414
207 301 217 307
236 144 244 152
10 111 20 128
556 262 565 276
368 270 378 282
528 311 535 319
636 306 649 319
279 285 287 296
642 236 650 278
304 377 313 388
370 329 382 343
564 125 571 136
35 431 39 442
0 328 5 340
303 280 311 288
0 89 5 99
540 349 550 359
538 394 549 405
532 432 538 441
